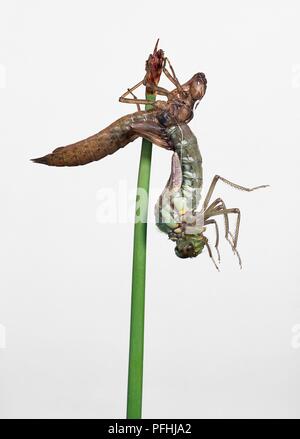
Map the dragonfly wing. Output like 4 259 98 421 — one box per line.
131 121 172 150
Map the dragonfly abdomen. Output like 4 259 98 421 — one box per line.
155 123 203 235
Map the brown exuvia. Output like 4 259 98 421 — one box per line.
32 42 207 167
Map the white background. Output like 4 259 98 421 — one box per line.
0 0 300 419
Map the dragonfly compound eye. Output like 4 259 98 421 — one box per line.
175 243 195 258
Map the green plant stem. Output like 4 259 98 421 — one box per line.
127 94 155 419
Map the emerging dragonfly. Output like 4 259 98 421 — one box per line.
154 122 268 269
32 41 268 268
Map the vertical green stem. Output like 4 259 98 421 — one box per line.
127 95 155 419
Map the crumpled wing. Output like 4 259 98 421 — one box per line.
131 120 173 150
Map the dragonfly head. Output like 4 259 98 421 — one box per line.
174 234 206 258
185 72 207 104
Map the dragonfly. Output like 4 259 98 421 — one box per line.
154 122 268 269
32 41 268 268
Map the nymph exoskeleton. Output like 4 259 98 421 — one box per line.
31 42 207 166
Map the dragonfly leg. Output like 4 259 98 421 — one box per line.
163 57 183 91
206 208 241 248
128 90 141 111
119 78 170 108
119 79 151 106
204 219 220 262
205 241 220 271
203 174 269 211
205 197 229 239
227 231 242 268
205 204 242 268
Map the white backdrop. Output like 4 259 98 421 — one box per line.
0 0 299 419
